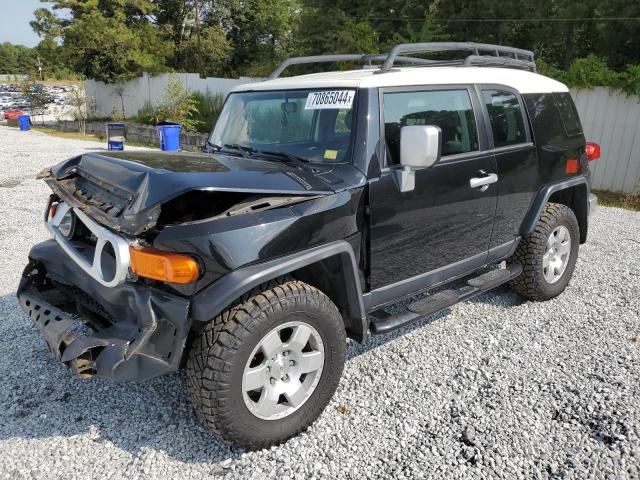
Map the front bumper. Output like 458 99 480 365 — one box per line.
18 240 191 382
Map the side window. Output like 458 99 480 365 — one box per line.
553 92 583 136
482 90 527 148
383 89 479 164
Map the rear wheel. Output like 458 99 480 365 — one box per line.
186 279 346 450
509 202 580 301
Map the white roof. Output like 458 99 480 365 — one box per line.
232 66 568 95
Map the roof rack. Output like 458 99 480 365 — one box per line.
268 42 536 79
267 54 439 80
379 42 535 73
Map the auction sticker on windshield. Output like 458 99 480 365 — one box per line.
305 90 355 109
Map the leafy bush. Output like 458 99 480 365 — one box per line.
133 100 159 125
155 76 198 131
540 55 640 96
563 55 620 90
536 58 568 83
190 91 225 133
620 65 640 97
132 76 199 131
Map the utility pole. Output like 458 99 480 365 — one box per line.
194 0 202 77
36 56 43 81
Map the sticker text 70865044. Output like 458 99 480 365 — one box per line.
305 90 355 110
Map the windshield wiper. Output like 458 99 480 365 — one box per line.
204 141 221 153
254 149 310 166
217 144 311 166
222 143 256 158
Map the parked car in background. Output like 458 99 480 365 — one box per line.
3 109 23 120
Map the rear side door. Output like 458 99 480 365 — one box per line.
477 86 538 256
367 86 498 304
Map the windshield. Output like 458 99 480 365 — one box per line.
209 89 356 163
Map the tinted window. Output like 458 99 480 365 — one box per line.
383 89 478 163
553 92 583 136
523 93 565 146
482 90 527 147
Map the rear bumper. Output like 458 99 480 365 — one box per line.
588 193 598 217
17 240 191 382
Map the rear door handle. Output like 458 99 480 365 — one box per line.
469 173 498 190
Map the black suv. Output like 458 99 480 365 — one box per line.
18 43 600 450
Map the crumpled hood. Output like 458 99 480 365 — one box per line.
40 150 363 235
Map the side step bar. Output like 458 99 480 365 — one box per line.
370 264 522 335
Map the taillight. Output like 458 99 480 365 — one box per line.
586 142 600 161
129 246 200 284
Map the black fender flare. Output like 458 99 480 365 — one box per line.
520 176 589 237
190 240 368 341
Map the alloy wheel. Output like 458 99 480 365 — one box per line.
242 321 325 420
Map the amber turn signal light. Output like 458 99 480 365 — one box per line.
129 246 199 284
565 158 579 174
49 202 58 220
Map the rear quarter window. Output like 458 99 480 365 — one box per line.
522 93 566 146
553 92 583 137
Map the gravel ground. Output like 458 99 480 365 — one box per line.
0 125 639 479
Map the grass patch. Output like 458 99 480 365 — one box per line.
32 127 157 149
593 190 640 212
33 127 102 142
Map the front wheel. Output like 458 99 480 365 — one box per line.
186 279 346 450
509 202 580 301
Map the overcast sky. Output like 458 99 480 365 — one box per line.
0 0 58 47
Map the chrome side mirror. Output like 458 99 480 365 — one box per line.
392 125 442 192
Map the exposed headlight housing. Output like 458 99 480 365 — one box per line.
58 209 76 239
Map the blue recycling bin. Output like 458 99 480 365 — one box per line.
18 115 31 131
106 122 126 150
156 124 182 151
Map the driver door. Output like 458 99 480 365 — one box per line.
367 86 498 304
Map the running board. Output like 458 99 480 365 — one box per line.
369 264 522 335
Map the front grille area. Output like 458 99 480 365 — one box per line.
57 175 130 218
18 253 192 382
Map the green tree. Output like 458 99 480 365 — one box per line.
31 0 172 83
30 7 65 39
63 11 172 83
297 1 377 56
176 25 232 77
24 0 640 83
153 0 199 45
23 82 51 124
205 0 300 76
0 43 36 75
432 0 640 70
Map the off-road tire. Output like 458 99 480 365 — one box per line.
508 202 580 301
186 279 346 450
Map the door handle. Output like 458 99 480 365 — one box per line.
469 173 498 190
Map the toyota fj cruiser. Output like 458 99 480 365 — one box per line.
18 43 600 450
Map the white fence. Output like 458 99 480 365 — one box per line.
85 74 640 194
85 72 259 119
571 87 640 194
